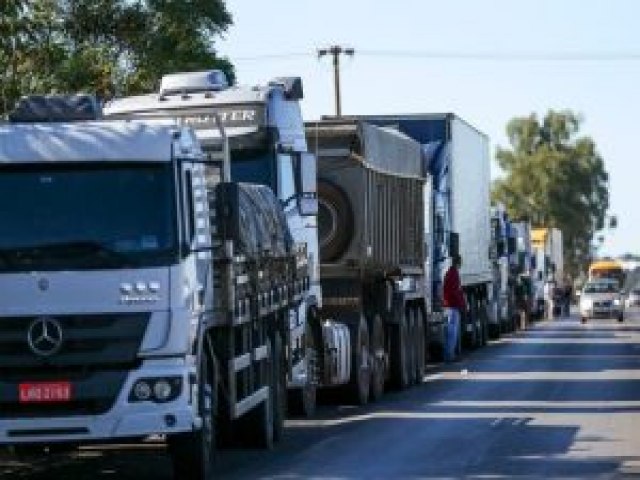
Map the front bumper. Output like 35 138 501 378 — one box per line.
0 360 197 445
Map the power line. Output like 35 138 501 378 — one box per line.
358 50 640 61
232 52 309 61
232 50 640 62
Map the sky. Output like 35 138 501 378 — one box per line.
218 0 640 257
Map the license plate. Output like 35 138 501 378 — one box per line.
19 382 72 403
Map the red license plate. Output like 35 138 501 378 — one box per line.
19 382 72 403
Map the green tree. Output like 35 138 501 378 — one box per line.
492 110 611 278
0 0 234 117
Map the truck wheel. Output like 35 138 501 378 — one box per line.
369 314 386 401
407 310 418 386
346 315 371 405
288 321 317 418
169 353 216 480
317 179 354 262
414 307 426 383
618 313 624 323
581 316 587 324
272 333 286 441
390 306 410 390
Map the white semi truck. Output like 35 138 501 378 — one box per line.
0 87 318 479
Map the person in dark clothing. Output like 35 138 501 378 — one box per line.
443 254 465 361
514 275 530 329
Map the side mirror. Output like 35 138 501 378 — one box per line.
298 152 317 216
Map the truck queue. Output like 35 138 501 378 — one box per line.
0 70 566 479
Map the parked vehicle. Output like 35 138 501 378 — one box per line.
307 113 493 374
579 278 625 323
0 81 312 478
489 205 518 336
625 287 640 308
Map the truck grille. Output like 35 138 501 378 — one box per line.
0 313 149 372
0 313 149 418
594 301 612 308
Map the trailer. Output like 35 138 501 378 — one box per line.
345 114 494 351
306 113 493 395
307 119 429 400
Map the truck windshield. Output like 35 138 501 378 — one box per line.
0 162 177 272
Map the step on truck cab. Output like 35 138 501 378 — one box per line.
0 92 310 478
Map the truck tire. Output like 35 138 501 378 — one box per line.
317 179 354 262
390 304 410 390
407 310 418 386
169 352 216 480
414 307 426 383
368 314 386 401
288 320 317 418
272 333 286 441
345 315 371 405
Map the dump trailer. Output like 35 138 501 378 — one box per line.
341 114 493 351
306 119 430 400
0 90 309 479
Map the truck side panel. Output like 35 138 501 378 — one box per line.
450 118 492 287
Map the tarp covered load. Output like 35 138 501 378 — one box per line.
216 182 292 258
9 94 102 123
359 122 423 178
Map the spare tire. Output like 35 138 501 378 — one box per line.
317 179 354 262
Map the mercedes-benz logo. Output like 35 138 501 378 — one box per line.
27 317 63 357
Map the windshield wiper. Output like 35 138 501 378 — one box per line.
0 241 135 269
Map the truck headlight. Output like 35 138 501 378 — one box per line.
129 377 182 403
153 379 174 401
613 299 621 306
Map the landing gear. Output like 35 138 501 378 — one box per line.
369 314 386 401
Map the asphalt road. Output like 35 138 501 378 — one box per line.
3 310 640 479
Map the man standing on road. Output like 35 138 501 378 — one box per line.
543 278 555 320
443 254 465 362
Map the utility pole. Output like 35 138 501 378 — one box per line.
318 45 355 116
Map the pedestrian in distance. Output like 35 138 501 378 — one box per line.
543 278 556 320
443 254 465 362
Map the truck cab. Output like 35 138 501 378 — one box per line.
0 108 206 447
